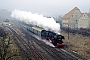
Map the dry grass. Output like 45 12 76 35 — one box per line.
9 41 22 60
61 31 90 58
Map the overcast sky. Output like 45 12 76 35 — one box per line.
0 0 90 17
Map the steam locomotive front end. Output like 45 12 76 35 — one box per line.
56 35 65 47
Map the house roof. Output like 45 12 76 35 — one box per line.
63 7 80 19
85 13 90 18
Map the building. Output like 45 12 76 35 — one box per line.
62 7 82 28
3 19 11 26
78 13 90 28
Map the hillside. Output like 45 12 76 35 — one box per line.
0 9 11 23
0 9 11 18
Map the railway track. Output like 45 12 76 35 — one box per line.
59 46 88 60
7 26 50 60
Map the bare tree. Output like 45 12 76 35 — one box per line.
0 27 18 60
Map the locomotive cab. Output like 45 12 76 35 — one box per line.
45 31 49 40
41 30 49 40
41 30 46 39
48 31 54 40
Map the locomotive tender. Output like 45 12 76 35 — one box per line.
27 27 65 47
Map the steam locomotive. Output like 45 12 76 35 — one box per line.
27 27 65 47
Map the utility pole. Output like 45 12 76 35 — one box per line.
68 24 69 39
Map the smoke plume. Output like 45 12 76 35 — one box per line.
11 9 60 33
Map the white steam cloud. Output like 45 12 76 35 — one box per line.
11 9 60 33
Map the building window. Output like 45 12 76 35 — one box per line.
76 20 78 23
72 15 73 17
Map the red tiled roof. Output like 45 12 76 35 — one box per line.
63 7 80 19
